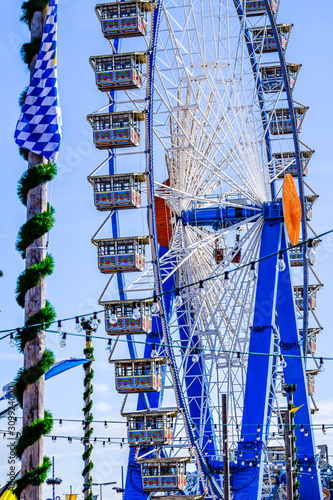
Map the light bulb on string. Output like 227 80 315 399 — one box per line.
91 312 98 330
59 332 67 348
300 425 304 433
279 354 287 368
322 425 327 435
276 251 286 272
199 281 205 297
151 343 158 358
75 316 82 332
249 262 257 281
105 339 112 352
319 357 326 372
223 271 230 291
110 306 118 326
236 352 243 367
9 332 16 348
151 296 159 314
192 348 199 363
57 320 63 336
175 288 183 307
132 302 141 320
306 239 316 263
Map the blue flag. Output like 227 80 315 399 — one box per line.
14 0 62 162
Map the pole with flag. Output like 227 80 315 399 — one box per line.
13 1 61 499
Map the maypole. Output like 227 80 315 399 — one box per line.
80 316 99 500
13 1 62 499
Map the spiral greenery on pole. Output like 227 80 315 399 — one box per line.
12 1 57 498
81 317 97 500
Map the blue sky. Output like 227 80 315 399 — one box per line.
1 0 333 497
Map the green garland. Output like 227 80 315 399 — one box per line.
14 456 52 499
21 0 49 26
21 301 56 348
14 1 57 497
16 254 54 307
15 411 53 459
82 339 94 500
18 162 57 205
14 350 55 406
21 36 42 67
19 163 57 204
16 206 55 258
19 86 29 109
19 147 29 161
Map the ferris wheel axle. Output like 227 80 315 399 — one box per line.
180 201 283 229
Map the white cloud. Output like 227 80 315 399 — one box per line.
94 402 112 412
94 383 110 393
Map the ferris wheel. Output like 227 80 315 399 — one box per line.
87 0 323 499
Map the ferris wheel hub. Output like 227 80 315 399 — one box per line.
179 201 283 229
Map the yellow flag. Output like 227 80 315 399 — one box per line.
290 404 304 414
0 491 17 500
65 495 78 500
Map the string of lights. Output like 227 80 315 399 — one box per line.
3 325 331 367
0 428 323 455
0 429 325 477
0 419 333 438
0 228 331 337
32 329 333 366
5 417 330 431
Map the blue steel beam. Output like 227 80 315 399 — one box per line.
181 205 260 229
181 201 283 229
277 230 323 499
108 39 150 500
263 0 310 364
123 247 174 500
176 304 221 487
233 219 281 500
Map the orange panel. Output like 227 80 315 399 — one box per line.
155 179 172 248
283 173 302 245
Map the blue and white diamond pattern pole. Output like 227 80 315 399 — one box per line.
14 0 62 163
